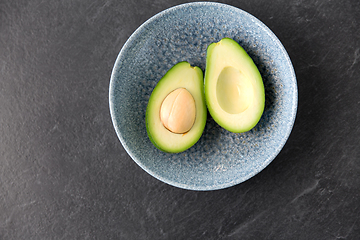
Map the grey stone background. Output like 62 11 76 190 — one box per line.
1 0 359 239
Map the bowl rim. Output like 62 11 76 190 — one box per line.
109 2 298 191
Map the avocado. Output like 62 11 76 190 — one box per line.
204 38 265 133
146 62 207 153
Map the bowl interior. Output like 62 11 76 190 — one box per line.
109 2 297 190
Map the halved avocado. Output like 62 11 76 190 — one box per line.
146 62 207 153
204 38 265 133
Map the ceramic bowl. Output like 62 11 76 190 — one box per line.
109 2 297 190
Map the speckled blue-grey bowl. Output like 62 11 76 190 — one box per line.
109 2 297 191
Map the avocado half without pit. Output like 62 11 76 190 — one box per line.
204 38 265 133
146 62 207 153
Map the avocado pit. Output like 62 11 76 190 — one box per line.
160 88 196 134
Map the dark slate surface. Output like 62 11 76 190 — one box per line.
1 0 359 239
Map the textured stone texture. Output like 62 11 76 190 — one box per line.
1 0 359 239
109 2 297 190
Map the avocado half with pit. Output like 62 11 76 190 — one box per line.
204 38 265 133
146 62 207 153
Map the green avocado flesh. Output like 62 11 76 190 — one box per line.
204 38 265 133
146 62 207 153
